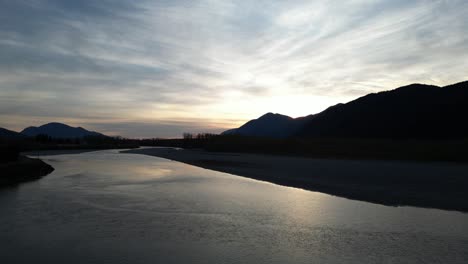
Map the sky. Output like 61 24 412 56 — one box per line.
1 0 467 138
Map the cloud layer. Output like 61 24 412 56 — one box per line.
1 0 467 137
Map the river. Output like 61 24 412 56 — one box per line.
1 150 467 263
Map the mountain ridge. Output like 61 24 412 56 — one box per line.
0 127 24 139
221 112 303 138
21 122 104 138
223 80 468 139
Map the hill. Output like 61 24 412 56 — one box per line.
21 122 104 138
0 128 24 139
224 81 468 139
297 81 468 138
222 113 312 138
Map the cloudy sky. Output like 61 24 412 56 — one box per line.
1 0 467 137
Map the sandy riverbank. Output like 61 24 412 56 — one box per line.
123 147 468 212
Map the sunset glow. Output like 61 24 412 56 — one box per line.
1 0 467 137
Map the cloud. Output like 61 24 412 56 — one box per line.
1 0 467 137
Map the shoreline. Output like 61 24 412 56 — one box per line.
22 149 102 157
123 147 468 213
1 149 97 187
0 155 54 186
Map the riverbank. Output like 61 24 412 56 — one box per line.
123 147 468 212
0 155 54 186
22 149 102 156
1 149 109 186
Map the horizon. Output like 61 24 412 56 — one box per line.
2 79 465 139
1 0 468 137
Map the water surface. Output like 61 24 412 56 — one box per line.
1 150 467 263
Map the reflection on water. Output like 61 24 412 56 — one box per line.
1 150 467 263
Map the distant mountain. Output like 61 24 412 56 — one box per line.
224 80 468 139
21 123 104 138
296 81 468 139
222 112 312 138
0 127 24 139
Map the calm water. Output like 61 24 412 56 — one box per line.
1 150 467 263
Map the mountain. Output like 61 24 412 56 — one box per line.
0 127 24 139
224 80 468 139
21 123 104 138
222 112 311 138
296 81 468 139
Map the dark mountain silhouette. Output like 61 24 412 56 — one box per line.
0 127 24 139
297 81 468 138
224 81 468 139
21 122 104 138
221 112 309 138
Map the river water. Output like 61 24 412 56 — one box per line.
1 150 467 263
